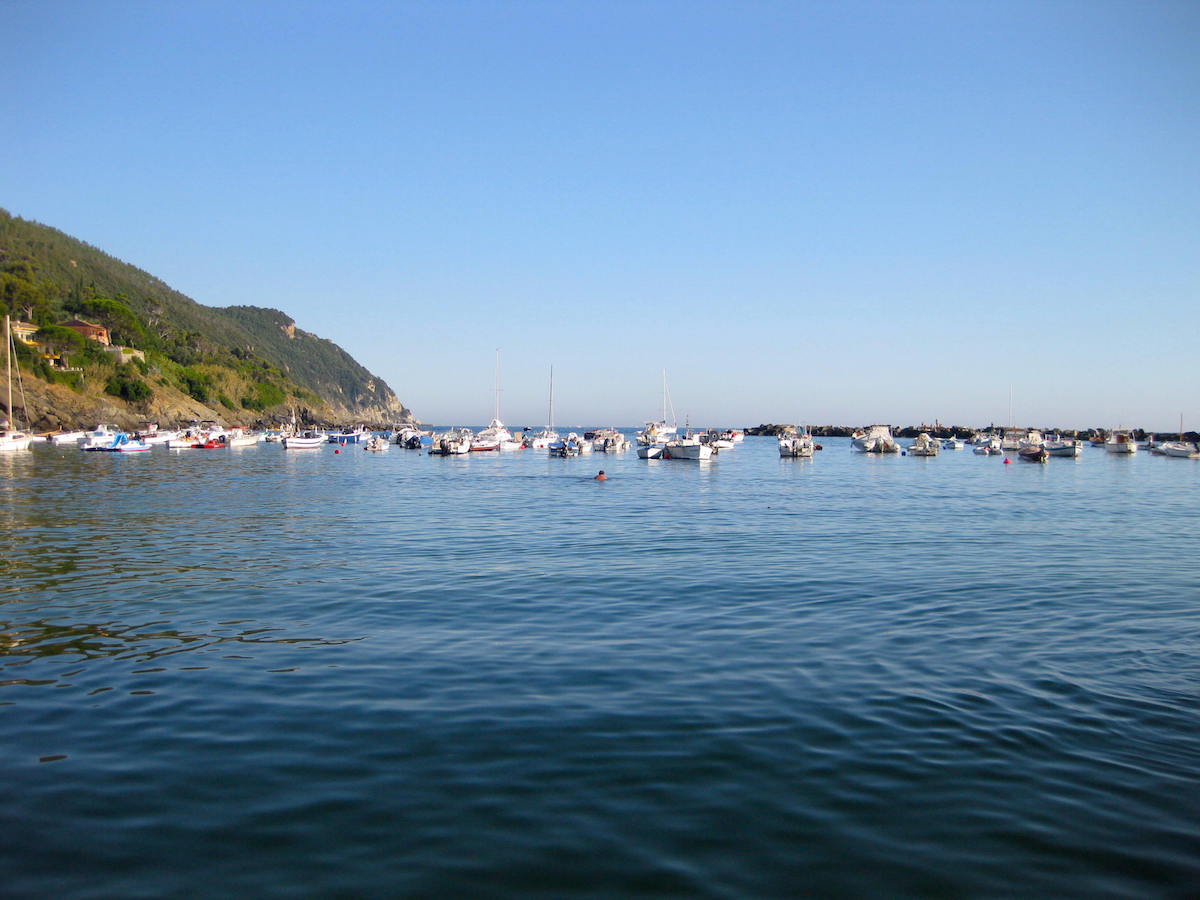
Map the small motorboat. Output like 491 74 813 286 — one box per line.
1017 445 1049 463
83 431 150 452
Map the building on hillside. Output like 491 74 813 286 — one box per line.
10 321 39 344
59 318 111 346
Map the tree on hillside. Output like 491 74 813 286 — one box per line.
34 324 87 364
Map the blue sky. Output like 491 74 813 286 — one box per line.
4 0 1197 429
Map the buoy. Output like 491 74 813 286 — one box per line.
1003 457 1010 465
335 448 341 454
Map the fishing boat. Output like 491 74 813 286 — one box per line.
942 437 964 450
1104 430 1138 454
636 442 664 459
973 437 1003 455
364 435 390 452
908 433 940 456
851 425 900 453
778 428 814 458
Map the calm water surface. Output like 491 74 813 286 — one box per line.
2 436 1198 898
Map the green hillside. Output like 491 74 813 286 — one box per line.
0 209 412 429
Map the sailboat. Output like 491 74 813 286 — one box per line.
473 349 523 451
1160 415 1199 458
528 366 559 449
637 369 677 446
1 316 33 452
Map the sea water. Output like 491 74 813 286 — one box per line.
1 437 1197 897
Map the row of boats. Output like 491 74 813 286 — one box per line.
7 420 1198 462
417 419 745 460
837 425 1199 461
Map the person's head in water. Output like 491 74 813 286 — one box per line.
595 470 607 480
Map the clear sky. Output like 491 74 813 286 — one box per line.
4 0 1197 430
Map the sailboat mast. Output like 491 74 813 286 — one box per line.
494 348 501 422
5 316 11 428
547 366 554 431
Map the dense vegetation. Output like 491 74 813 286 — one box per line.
0 209 409 425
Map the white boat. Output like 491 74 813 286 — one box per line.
1158 416 1197 458
283 429 326 449
908 433 940 456
1000 428 1026 451
472 351 523 451
1159 441 1199 459
701 430 735 451
136 424 179 445
589 428 629 452
223 428 260 447
474 417 522 452
0 317 32 452
636 443 664 459
528 366 560 449
393 425 433 449
942 437 964 450
82 431 150 452
663 430 713 460
1044 436 1083 457
364 435 390 452
48 430 88 445
851 425 900 453
550 433 585 457
973 437 1003 455
778 428 814 458
429 428 473 455
1105 430 1138 454
639 369 678 444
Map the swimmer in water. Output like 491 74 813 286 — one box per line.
595 470 607 481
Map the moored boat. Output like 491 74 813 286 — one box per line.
778 428 814 458
851 425 900 453
0 317 32 452
908 433 940 456
1159 441 1199 459
1104 430 1138 454
663 430 713 460
82 431 150 452
283 429 326 449
1043 436 1083 457
428 428 473 455
1018 444 1049 463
